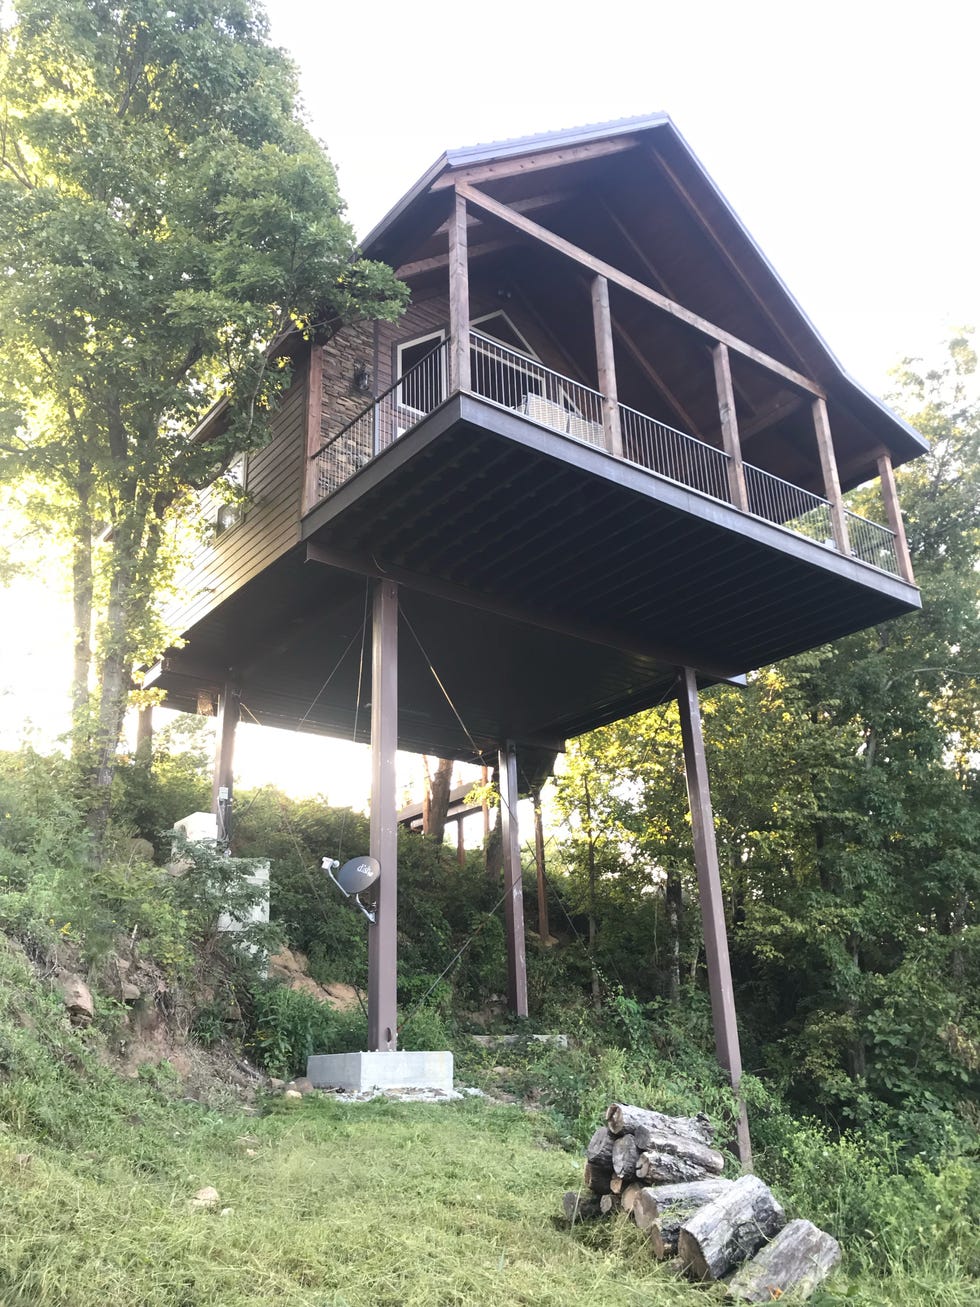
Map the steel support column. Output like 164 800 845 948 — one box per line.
212 679 240 843
499 740 529 1017
368 579 399 1051
448 188 471 393
676 667 752 1168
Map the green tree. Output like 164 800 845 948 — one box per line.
554 335 980 1141
0 0 407 830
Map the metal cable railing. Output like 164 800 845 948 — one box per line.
844 509 900 574
469 330 605 448
620 404 732 502
311 340 448 500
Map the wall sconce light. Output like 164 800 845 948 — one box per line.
352 362 372 395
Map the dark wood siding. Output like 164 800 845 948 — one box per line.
164 355 309 636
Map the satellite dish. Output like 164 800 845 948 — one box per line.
322 855 380 923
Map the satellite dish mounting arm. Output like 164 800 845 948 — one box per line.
322 856 378 924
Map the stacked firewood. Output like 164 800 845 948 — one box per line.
563 1103 841 1302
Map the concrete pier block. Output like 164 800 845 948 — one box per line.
306 1050 454 1094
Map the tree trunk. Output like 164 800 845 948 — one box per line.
484 766 502 881
583 775 601 1008
666 866 682 1003
677 1175 785 1282
422 756 453 843
135 704 153 766
70 459 95 754
725 1219 841 1302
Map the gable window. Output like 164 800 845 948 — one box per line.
396 330 446 414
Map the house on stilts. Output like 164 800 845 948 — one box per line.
147 115 926 1158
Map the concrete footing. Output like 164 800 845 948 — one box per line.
307 1050 454 1094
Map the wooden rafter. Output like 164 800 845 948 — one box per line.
430 137 637 190
454 181 826 399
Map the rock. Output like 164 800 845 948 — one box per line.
15 1153 32 1168
121 982 141 1003
219 1207 234 1218
189 1186 220 1209
127 837 156 864
267 948 360 1010
282 1089 303 1103
268 1077 285 1091
57 975 94 1026
287 1076 315 1095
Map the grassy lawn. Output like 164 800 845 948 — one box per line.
0 1089 975 1307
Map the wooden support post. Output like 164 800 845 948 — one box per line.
212 679 240 843
368 580 399 1052
812 397 850 555
532 784 551 944
876 450 915 584
302 343 325 513
591 274 624 458
712 344 749 510
456 816 466 869
481 764 490 842
676 668 752 1168
498 740 529 1017
448 189 471 394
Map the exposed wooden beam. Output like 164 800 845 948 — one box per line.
812 397 851 555
396 236 517 280
431 138 637 190
455 181 826 399
610 318 707 440
143 654 225 690
591 274 623 457
448 189 471 392
598 198 680 299
738 391 805 442
712 343 749 510
434 188 574 233
304 541 741 681
876 450 915 584
651 146 812 376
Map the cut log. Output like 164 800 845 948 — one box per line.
635 1149 713 1185
609 1174 625 1195
612 1133 640 1179
621 1181 644 1216
678 1175 786 1282
631 1126 725 1176
726 1219 841 1302
586 1126 615 1168
606 1103 714 1145
562 1190 602 1223
633 1179 733 1235
583 1161 613 1194
599 1192 620 1216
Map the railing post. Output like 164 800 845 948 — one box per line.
811 396 850 555
712 343 749 510
303 343 324 514
876 450 915 584
448 188 471 394
591 274 624 458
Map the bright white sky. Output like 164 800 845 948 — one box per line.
1 0 978 810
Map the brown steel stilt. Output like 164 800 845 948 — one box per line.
368 579 399 1052
532 784 551 944
676 667 753 1169
212 679 240 843
498 740 529 1017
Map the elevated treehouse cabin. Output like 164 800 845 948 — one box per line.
149 117 925 1144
